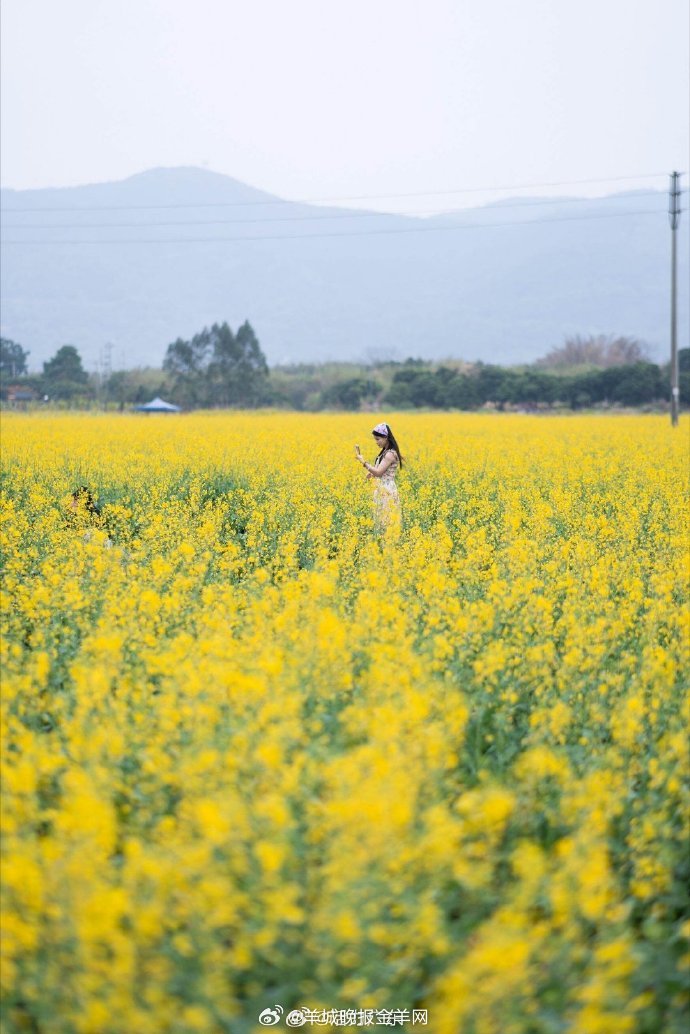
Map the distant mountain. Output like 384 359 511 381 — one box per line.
1 167 687 370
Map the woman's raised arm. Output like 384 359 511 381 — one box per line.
360 451 396 478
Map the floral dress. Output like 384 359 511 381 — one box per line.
373 449 401 535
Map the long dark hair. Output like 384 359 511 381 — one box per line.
72 486 101 516
374 424 404 469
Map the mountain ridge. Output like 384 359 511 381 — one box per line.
1 167 687 370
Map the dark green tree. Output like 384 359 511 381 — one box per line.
429 367 455 408
474 364 515 408
103 370 130 409
445 372 480 409
611 362 665 406
507 370 557 406
383 367 424 408
208 321 269 407
679 347 690 407
0 338 30 380
551 363 667 409
42 345 90 400
164 321 268 408
163 330 213 407
384 365 479 410
321 377 382 410
384 366 445 408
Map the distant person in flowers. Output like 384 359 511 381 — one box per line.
69 486 101 519
68 487 113 547
354 422 403 536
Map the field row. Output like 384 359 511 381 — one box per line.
1 413 689 1034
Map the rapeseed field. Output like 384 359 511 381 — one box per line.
1 412 688 1034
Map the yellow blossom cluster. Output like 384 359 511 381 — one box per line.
1 411 688 1034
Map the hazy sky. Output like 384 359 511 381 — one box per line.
1 0 688 211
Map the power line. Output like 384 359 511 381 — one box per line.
0 171 676 215
1 190 675 232
0 207 670 246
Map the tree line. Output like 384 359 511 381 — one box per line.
1 327 688 411
380 358 679 410
0 322 267 408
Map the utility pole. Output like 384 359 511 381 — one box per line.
669 171 682 427
103 341 114 381
94 358 102 410
99 342 114 410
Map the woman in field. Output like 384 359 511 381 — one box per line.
69 486 101 520
67 486 113 547
355 422 403 536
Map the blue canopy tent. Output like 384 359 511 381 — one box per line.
134 396 181 413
